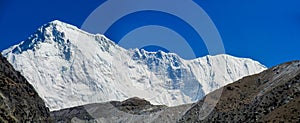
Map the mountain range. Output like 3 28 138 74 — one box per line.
2 20 266 111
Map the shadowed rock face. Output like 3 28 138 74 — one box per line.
0 54 51 122
179 61 300 122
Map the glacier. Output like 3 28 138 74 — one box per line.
2 20 267 111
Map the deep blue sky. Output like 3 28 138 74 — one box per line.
1 0 300 68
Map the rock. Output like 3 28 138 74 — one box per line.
0 54 51 122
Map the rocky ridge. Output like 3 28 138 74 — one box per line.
0 54 51 122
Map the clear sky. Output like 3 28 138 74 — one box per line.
0 0 299 68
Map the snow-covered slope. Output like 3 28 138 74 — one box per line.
2 20 267 111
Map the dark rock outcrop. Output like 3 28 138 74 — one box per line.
110 97 167 115
0 54 51 122
180 61 300 122
50 97 167 123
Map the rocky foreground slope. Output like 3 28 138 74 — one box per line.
0 54 51 122
179 61 300 122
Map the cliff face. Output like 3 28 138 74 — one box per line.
0 54 51 122
180 61 300 122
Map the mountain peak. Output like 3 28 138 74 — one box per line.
48 20 65 25
46 20 77 29
2 20 72 55
2 20 112 57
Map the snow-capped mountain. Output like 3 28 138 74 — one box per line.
2 20 267 111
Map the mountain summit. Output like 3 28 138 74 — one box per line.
2 20 266 111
